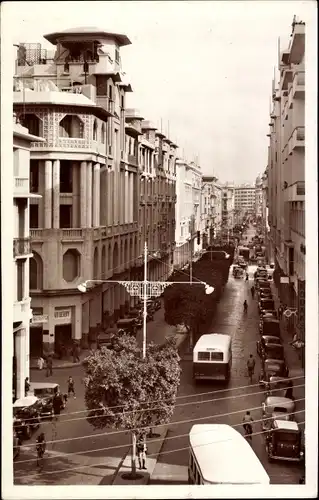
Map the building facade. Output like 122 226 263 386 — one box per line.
14 28 141 355
255 175 263 218
13 118 44 399
234 184 256 215
266 18 305 342
221 183 235 240
201 176 221 244
174 159 202 268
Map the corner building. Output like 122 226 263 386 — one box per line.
14 28 140 355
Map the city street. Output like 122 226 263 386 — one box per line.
151 226 305 485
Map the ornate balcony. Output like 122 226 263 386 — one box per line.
13 238 31 258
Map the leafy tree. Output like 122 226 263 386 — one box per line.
83 334 181 478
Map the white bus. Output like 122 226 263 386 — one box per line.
193 334 232 382
188 424 270 485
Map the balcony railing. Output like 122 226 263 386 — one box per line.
13 238 31 257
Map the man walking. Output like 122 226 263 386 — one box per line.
278 304 283 321
247 354 256 383
250 285 255 299
67 375 76 399
137 436 147 470
46 355 53 377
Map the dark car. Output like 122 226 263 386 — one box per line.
259 359 289 386
257 335 282 356
266 420 304 463
259 299 275 314
257 280 271 290
260 318 281 337
117 318 138 336
260 343 285 363
259 290 273 300
30 382 66 419
13 396 41 440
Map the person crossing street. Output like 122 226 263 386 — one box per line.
247 354 256 383
250 285 255 299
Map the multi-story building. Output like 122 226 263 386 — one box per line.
234 184 256 215
14 27 140 355
255 175 263 218
13 117 44 399
221 183 235 239
267 18 305 342
138 119 177 281
174 159 202 268
201 176 220 244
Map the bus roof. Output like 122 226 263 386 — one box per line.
193 334 231 352
189 424 270 484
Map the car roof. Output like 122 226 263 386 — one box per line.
194 334 231 352
273 420 299 430
265 343 283 348
262 318 279 323
265 358 284 364
13 396 39 407
262 336 281 342
29 382 58 389
265 396 294 406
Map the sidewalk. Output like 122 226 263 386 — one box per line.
271 282 305 424
31 302 187 370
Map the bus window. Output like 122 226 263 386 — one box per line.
198 351 210 361
210 351 223 361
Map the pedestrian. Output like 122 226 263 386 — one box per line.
37 356 44 370
243 300 248 313
245 272 249 281
46 355 53 377
251 285 255 299
278 304 283 320
247 354 256 383
137 437 147 470
36 432 46 470
52 390 63 419
67 375 76 399
24 377 30 396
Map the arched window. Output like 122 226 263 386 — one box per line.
63 249 80 282
93 119 98 141
20 114 43 137
101 123 106 144
93 247 99 279
101 245 106 278
29 252 43 290
59 115 84 138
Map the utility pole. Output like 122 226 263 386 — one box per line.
142 241 148 359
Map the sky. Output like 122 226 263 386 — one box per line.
3 0 315 183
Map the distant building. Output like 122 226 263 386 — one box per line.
234 184 256 215
221 183 235 237
255 175 263 218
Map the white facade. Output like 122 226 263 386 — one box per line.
255 176 263 217
221 184 235 235
174 159 202 267
234 184 256 214
13 119 43 399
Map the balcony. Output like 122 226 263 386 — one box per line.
284 181 305 202
14 177 29 196
289 22 305 64
13 238 31 258
292 71 305 98
281 68 293 91
13 297 32 324
288 127 305 155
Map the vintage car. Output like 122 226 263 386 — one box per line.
256 280 271 290
260 311 278 321
259 298 275 315
233 265 244 278
29 382 66 419
265 376 294 398
259 358 289 386
116 318 138 336
259 318 281 337
260 343 285 363
13 396 41 440
265 420 304 463
257 336 282 356
261 396 296 431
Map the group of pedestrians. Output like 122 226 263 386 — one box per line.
36 354 53 377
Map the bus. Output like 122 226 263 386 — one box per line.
237 245 250 261
188 424 270 485
193 334 232 382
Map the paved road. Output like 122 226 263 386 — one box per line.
151 226 304 485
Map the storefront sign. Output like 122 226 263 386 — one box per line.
54 309 71 324
31 314 48 325
280 277 290 284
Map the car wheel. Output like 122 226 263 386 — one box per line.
25 425 32 440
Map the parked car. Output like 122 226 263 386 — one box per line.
259 299 275 315
29 382 66 419
259 358 289 386
260 343 285 363
261 396 296 431
260 310 278 321
265 420 304 463
13 430 21 459
259 318 281 337
257 336 282 356
259 291 273 301
13 396 41 440
117 318 138 336
265 376 294 398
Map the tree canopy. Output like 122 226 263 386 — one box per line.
83 334 181 434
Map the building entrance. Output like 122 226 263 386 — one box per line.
54 324 72 357
30 326 44 357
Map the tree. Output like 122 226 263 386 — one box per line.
83 334 181 478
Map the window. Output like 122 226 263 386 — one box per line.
20 114 43 137
101 123 106 144
30 160 39 192
60 161 73 193
60 205 72 228
210 351 223 361
63 249 80 282
29 204 39 228
198 351 210 361
121 95 124 109
93 119 98 141
59 115 84 138
29 258 38 290
16 259 25 301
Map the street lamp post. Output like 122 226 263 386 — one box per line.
78 241 214 358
